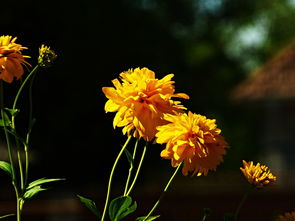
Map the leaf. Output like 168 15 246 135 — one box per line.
6 128 26 145
135 215 160 221
0 214 15 219
109 196 137 221
77 195 101 218
23 185 47 199
27 178 65 190
0 110 11 127
124 149 134 167
4 108 19 117
0 161 12 177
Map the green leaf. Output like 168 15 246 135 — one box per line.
0 110 10 127
109 196 137 221
23 185 47 199
4 108 19 117
6 128 26 145
124 149 134 167
27 178 65 190
77 195 101 218
135 215 160 221
0 214 15 219
0 161 12 177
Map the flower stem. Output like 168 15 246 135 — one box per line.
126 141 147 196
234 187 253 221
101 136 132 221
24 72 36 187
142 162 182 221
11 65 39 193
12 64 39 112
0 80 21 221
123 138 139 196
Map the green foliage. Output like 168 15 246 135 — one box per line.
135 215 160 221
0 161 12 177
23 185 47 200
0 110 11 127
4 108 19 117
0 214 15 219
77 195 101 218
109 196 137 221
24 178 64 200
124 149 134 167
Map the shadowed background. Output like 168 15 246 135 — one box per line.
1 0 295 220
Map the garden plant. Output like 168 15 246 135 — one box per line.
0 35 293 221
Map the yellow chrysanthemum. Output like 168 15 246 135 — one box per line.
156 111 229 176
0 35 30 83
102 67 189 141
276 211 295 221
240 160 276 188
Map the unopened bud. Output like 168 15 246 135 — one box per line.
38 44 57 68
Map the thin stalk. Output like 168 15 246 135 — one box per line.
125 142 147 196
234 187 253 221
123 138 139 196
11 65 39 192
24 72 36 187
0 81 16 180
0 81 21 221
202 214 208 221
101 136 132 221
12 64 39 112
142 162 182 221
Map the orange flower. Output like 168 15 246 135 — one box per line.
276 211 295 221
102 67 189 141
0 35 30 83
156 111 229 176
240 160 276 188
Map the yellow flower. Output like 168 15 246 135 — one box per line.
155 111 229 176
38 44 57 67
240 160 276 188
102 67 189 141
276 211 295 221
0 35 30 83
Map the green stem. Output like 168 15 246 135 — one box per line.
234 187 253 221
12 64 39 112
0 81 16 180
0 81 21 221
143 162 182 221
126 141 147 196
24 72 36 187
123 139 139 196
101 136 132 221
11 65 39 192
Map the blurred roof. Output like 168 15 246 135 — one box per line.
231 38 295 101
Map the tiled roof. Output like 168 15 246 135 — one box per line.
231 39 295 101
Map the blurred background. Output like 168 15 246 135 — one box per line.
1 0 295 220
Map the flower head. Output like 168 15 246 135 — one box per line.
276 211 295 221
240 160 276 188
156 111 229 176
38 44 57 67
0 35 30 83
102 67 189 141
